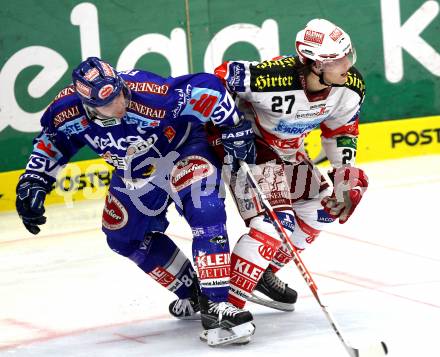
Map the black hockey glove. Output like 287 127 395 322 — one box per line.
221 119 256 172
16 173 53 235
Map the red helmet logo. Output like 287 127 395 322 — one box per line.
98 84 114 99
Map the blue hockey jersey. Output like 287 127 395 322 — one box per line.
24 70 241 183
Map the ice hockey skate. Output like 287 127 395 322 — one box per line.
169 281 201 320
198 295 255 346
169 295 201 320
248 267 298 312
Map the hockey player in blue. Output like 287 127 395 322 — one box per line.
15 57 256 346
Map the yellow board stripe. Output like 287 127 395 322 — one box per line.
0 159 113 212
305 115 440 163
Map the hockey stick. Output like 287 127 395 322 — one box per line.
238 161 388 357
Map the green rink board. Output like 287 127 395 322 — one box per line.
0 0 439 171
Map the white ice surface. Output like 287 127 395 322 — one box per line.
1 155 440 357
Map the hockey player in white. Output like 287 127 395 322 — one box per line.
210 19 369 312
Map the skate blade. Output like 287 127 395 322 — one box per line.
248 293 295 312
199 330 251 345
200 322 255 347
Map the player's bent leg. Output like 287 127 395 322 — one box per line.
103 175 200 320
187 197 254 346
260 187 335 311
269 186 335 273
231 210 298 312
106 232 201 320
174 149 254 346
228 211 290 309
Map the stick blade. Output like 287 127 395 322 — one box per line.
348 341 388 357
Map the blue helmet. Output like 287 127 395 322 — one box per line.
72 57 124 107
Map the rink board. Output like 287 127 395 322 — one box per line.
0 114 439 212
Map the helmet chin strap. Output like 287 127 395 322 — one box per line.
318 71 332 86
83 104 123 127
311 66 332 87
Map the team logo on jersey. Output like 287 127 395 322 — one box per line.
210 91 239 125
250 64 296 92
125 80 169 95
84 132 144 151
304 30 325 44
336 136 357 149
275 118 322 135
128 100 166 119
33 134 63 160
181 87 220 122
171 155 214 192
125 113 160 129
163 126 176 142
54 105 81 127
172 84 192 118
345 71 365 99
59 117 89 137
75 81 91 98
53 85 75 103
142 164 156 178
255 57 296 69
102 193 128 230
98 84 114 99
295 105 332 121
227 62 246 92
317 209 335 223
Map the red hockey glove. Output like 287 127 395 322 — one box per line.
321 166 369 224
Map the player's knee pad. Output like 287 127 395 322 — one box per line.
289 215 322 250
269 195 334 271
288 186 333 250
233 210 294 264
246 210 294 245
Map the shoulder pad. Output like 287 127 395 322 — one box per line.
254 56 297 69
249 56 302 92
344 67 365 102
120 70 170 96
52 84 76 104
47 94 86 128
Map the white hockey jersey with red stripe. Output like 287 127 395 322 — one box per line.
215 56 365 167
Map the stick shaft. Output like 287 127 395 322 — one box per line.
239 161 355 355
